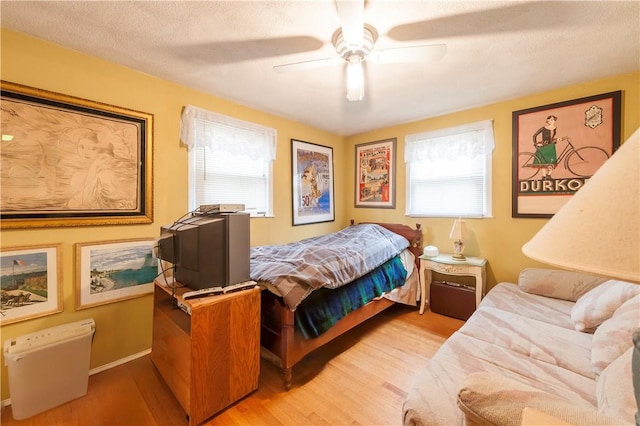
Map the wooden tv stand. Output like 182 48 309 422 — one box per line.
151 279 260 425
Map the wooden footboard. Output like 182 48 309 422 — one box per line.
260 289 395 390
261 221 423 390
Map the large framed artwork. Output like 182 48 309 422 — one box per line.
0 81 154 229
0 244 63 325
291 139 335 226
355 138 396 208
512 91 621 218
75 239 158 310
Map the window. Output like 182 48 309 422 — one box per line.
405 120 494 218
180 105 276 217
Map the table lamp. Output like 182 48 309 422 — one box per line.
449 218 466 260
522 128 640 422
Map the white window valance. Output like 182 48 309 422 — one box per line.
180 104 277 161
405 120 495 162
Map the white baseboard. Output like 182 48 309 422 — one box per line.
1 348 152 409
89 348 151 375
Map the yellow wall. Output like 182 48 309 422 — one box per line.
0 29 346 400
1 28 638 401
345 71 640 288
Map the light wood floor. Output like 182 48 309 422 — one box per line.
1 306 463 426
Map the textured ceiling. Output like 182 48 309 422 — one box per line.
1 1 639 136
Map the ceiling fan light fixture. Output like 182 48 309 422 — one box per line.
332 24 377 60
346 55 364 101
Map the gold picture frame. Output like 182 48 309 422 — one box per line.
0 244 63 326
0 81 153 229
75 238 158 310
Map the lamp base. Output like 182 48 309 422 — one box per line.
452 239 465 261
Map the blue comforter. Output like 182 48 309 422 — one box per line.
250 224 410 310
295 255 407 338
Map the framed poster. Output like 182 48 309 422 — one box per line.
75 238 158 309
512 91 621 218
291 139 335 226
0 80 154 229
355 138 396 208
0 244 63 325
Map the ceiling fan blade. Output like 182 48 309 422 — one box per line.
387 2 567 42
273 57 341 73
336 0 364 48
370 43 447 64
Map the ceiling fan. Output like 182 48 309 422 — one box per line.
273 0 447 102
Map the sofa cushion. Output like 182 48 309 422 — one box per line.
518 268 607 302
571 280 640 332
458 306 594 378
596 347 636 424
402 330 597 426
479 283 575 329
457 372 631 426
592 295 640 374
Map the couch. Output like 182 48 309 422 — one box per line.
402 268 640 426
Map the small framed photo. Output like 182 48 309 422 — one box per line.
291 139 335 226
0 244 63 325
75 238 158 309
512 91 621 218
355 138 396 208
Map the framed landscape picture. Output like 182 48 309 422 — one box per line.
75 239 158 309
291 139 335 226
0 80 154 229
355 138 396 208
512 91 621 218
0 244 63 325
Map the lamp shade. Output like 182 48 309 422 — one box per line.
522 129 640 283
449 219 466 241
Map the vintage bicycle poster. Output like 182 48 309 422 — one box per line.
512 91 621 218
355 138 396 208
291 139 335 226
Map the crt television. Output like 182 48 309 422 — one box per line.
156 212 250 290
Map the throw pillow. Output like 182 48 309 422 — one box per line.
592 294 640 375
457 372 627 426
518 268 606 302
596 346 635 424
571 280 640 332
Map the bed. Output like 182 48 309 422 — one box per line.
250 222 423 390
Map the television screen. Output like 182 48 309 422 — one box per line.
157 212 249 290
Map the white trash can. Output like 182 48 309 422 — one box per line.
3 318 95 420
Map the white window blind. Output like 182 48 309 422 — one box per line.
180 105 276 216
405 120 494 218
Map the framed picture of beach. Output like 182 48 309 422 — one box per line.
75 238 158 310
0 244 63 326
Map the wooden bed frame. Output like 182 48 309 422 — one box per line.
260 222 423 390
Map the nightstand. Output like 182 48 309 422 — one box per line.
418 254 487 314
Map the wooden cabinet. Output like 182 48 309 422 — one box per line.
151 279 260 426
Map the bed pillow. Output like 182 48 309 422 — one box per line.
591 294 640 375
518 268 606 302
570 280 640 332
596 346 635 424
